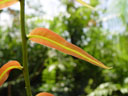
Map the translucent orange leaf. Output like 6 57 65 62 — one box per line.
0 0 18 10
28 28 111 69
36 92 54 96
0 61 23 86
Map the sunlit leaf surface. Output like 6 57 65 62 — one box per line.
0 0 18 10
28 28 111 69
36 92 54 96
0 61 23 86
76 0 96 10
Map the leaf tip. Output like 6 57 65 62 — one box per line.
36 92 54 96
76 0 96 11
102 65 113 69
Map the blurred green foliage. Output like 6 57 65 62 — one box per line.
0 0 128 96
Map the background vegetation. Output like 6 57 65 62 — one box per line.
0 0 128 96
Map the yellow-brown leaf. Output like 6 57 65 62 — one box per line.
28 28 111 69
0 61 23 86
36 92 54 96
0 0 18 10
76 0 96 10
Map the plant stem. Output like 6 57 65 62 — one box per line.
20 0 32 96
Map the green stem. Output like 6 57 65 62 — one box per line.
20 0 32 96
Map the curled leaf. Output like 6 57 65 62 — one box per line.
28 28 111 69
0 61 23 86
36 92 54 96
76 0 96 10
0 0 18 10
